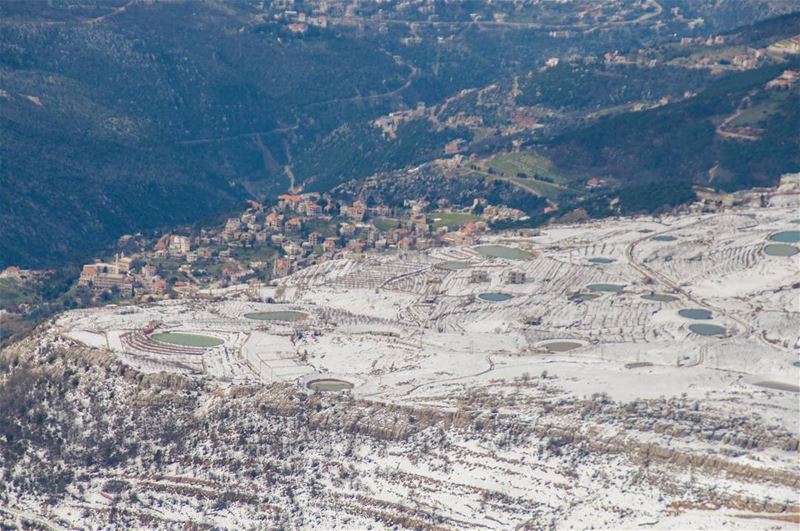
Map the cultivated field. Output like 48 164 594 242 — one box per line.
14 192 800 529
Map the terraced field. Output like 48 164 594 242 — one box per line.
35 197 800 529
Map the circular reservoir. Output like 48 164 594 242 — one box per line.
541 341 583 352
475 245 532 260
151 332 224 348
307 379 354 392
641 293 679 303
587 283 625 293
588 257 615 264
679 308 713 320
479 292 514 302
245 310 308 321
436 260 470 271
768 230 800 243
653 235 678 242
688 323 726 337
763 244 799 257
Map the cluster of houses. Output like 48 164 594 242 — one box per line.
251 193 499 278
766 70 799 91
0 266 45 283
77 253 171 299
265 0 329 34
68 192 530 301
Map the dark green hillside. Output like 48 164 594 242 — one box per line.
720 10 800 43
0 1 409 268
543 61 800 190
517 63 712 110
0 120 241 267
294 120 470 192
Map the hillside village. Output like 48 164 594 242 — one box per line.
68 194 530 303
4 171 789 323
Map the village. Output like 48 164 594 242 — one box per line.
2 170 789 321
70 193 530 303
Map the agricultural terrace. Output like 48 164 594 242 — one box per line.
52 200 798 430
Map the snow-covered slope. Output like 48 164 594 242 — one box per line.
2 202 798 529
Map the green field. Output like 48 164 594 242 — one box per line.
149 257 184 272
485 152 571 183
151 332 224 348
508 174 571 199
244 310 308 321
431 211 478 229
481 151 576 199
231 245 278 265
728 92 789 127
682 45 748 62
372 217 401 232
304 218 339 238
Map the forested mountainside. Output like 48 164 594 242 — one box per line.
1 0 798 268
542 58 800 191
0 1 407 267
